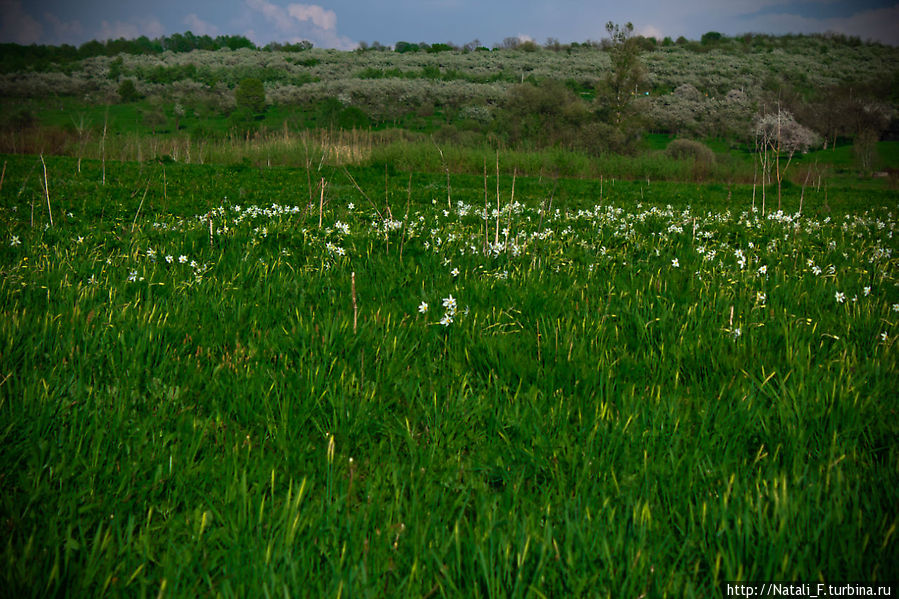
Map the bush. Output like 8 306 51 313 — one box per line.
235 78 266 114
664 138 716 164
117 79 141 102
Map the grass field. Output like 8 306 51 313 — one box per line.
1 154 898 597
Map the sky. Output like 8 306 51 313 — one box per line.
2 0 898 50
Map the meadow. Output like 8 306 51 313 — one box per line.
1 153 897 597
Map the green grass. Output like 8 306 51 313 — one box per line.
1 154 898 597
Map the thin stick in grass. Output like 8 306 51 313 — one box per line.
39 153 53 227
399 173 411 262
495 152 500 246
318 177 325 229
351 272 358 335
101 109 108 186
131 179 150 233
384 164 393 220
342 167 383 220
483 157 489 252
0 160 6 195
434 142 451 212
505 168 516 254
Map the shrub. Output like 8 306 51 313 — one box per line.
117 79 141 102
235 77 266 114
664 138 716 164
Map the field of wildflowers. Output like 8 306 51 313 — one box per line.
1 154 897 596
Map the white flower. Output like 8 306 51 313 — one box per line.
347 203 354 211
178 255 188 264
76 236 84 244
87 274 97 285
165 255 173 263
757 265 767 276
451 267 460 277
442 294 457 313
863 286 871 296
757 292 767 303
811 266 822 276
127 270 138 282
732 328 741 340
9 235 21 246
189 260 198 269
892 304 899 312
671 258 679 268
881 331 889 342
418 301 428 314
439 313 453 326
835 291 846 304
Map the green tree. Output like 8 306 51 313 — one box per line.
235 78 266 115
594 22 647 152
596 22 646 125
117 79 141 102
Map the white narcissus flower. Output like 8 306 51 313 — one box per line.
418 302 428 314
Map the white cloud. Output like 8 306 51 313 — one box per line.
183 13 220 37
243 0 356 49
0 0 42 44
638 24 664 39
99 16 164 41
287 4 337 31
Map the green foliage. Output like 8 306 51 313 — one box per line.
594 22 648 153
854 129 880 172
498 80 591 149
426 43 455 53
664 138 716 164
116 78 141 102
394 41 421 53
235 78 266 115
701 31 724 45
